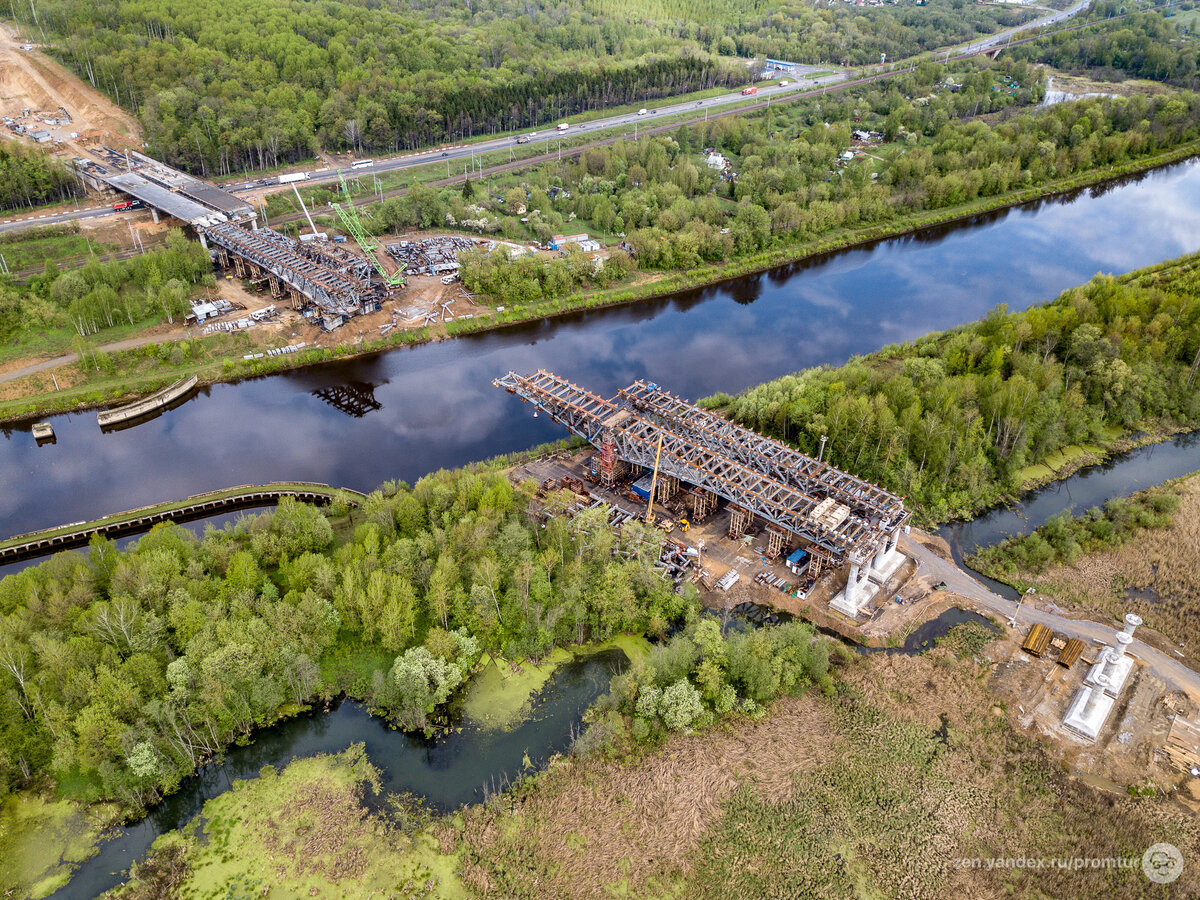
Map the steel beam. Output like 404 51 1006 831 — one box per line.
494 370 903 557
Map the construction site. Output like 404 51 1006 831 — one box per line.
495 369 913 622
979 610 1200 807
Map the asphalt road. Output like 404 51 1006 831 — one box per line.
903 534 1200 701
0 0 1096 235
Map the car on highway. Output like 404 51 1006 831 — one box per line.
441 151 448 157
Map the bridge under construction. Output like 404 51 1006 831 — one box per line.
495 369 910 617
97 149 395 328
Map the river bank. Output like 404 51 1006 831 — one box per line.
6 643 637 900
3 140 1199 426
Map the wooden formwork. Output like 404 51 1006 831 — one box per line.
1022 623 1052 657
1058 638 1085 668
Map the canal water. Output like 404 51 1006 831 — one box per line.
5 159 1200 538
48 648 627 900
938 430 1200 562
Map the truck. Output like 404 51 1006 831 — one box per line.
637 108 648 116
741 86 758 96
278 172 308 184
556 122 570 131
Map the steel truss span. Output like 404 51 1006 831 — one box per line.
493 369 908 558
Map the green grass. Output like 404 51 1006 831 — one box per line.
0 793 103 900
461 650 573 730
124 747 466 899
0 227 115 273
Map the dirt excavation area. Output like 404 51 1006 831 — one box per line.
0 25 140 156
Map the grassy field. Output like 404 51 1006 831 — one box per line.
455 641 1199 899
112 747 465 899
0 225 114 274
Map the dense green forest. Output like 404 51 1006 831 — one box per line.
14 0 1031 172
0 467 696 810
0 229 211 344
0 143 79 212
709 258 1200 521
1011 8 1200 87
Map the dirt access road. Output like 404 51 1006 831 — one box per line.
0 24 140 154
904 533 1200 702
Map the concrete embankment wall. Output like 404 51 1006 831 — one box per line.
97 375 199 428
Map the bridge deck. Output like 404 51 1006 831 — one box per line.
104 172 222 225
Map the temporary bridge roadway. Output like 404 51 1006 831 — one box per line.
495 369 911 618
102 150 392 328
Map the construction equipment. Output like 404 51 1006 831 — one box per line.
678 518 690 533
292 184 321 240
332 172 377 252
331 173 406 289
645 433 664 527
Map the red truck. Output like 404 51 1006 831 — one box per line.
741 86 758 96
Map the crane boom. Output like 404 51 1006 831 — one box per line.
645 433 663 525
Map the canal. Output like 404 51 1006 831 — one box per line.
4 159 1200 540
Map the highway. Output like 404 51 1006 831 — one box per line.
0 0 1096 236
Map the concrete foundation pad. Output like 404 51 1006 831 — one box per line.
1086 654 1134 696
829 550 908 618
1063 686 1115 741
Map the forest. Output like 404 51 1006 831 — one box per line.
711 258 1200 521
0 229 211 345
449 54 1200 305
0 143 79 212
12 0 1031 173
968 487 1181 577
0 466 697 811
1012 7 1200 88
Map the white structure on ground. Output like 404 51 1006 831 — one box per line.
1064 673 1116 740
1066 613 1142 740
829 527 905 618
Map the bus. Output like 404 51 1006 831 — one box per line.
350 159 374 169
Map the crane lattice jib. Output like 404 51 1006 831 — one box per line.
334 172 378 253
493 369 892 557
618 380 908 528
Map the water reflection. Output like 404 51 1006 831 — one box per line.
311 380 385 417
4 159 1200 538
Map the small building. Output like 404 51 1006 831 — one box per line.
188 301 221 323
706 153 727 170
785 547 809 576
549 233 589 251
29 130 52 143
